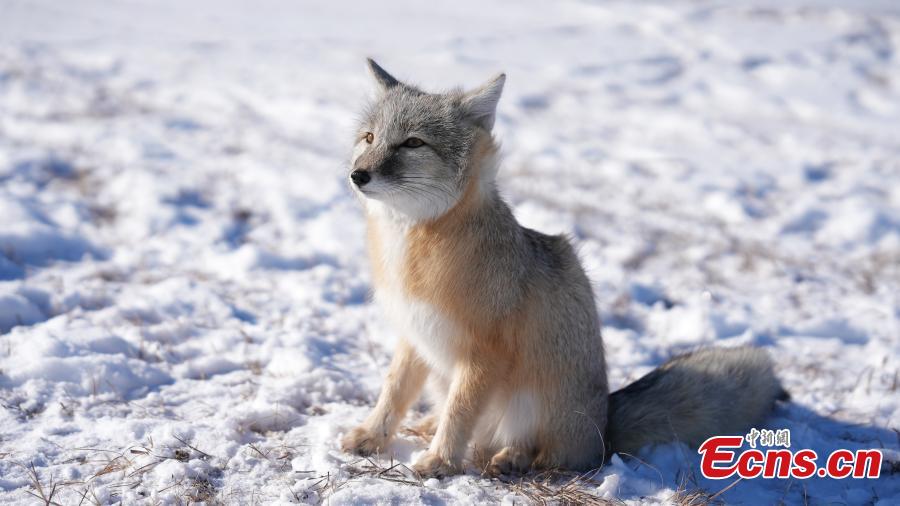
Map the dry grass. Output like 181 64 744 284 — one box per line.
344 456 424 487
22 462 63 506
667 466 743 506
338 452 622 506
670 487 721 506
495 468 620 506
13 434 227 505
1 397 47 421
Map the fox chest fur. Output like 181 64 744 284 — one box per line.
365 197 518 376
367 208 463 374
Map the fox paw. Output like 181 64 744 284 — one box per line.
413 452 460 479
486 446 534 477
341 426 388 456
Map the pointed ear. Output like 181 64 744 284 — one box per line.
462 73 505 130
367 58 399 92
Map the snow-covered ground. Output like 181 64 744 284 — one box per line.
1 0 899 503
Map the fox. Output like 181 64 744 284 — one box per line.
341 58 787 478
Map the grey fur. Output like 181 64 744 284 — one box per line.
608 346 788 456
356 84 475 176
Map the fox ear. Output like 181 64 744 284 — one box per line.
367 58 399 92
462 73 505 130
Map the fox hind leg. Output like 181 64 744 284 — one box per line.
533 401 607 470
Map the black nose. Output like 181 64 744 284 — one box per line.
350 170 371 186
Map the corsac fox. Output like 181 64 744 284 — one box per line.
341 59 786 478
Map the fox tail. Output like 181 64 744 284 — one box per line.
607 346 788 456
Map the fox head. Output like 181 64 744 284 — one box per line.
349 59 505 221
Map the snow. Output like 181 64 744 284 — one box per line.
1 0 899 503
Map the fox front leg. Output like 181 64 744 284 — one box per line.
413 359 495 478
341 339 429 456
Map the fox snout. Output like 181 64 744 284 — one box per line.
350 147 399 189
350 169 371 187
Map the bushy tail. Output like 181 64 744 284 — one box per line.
607 346 788 456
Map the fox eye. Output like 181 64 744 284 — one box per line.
402 137 425 148
364 132 374 144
